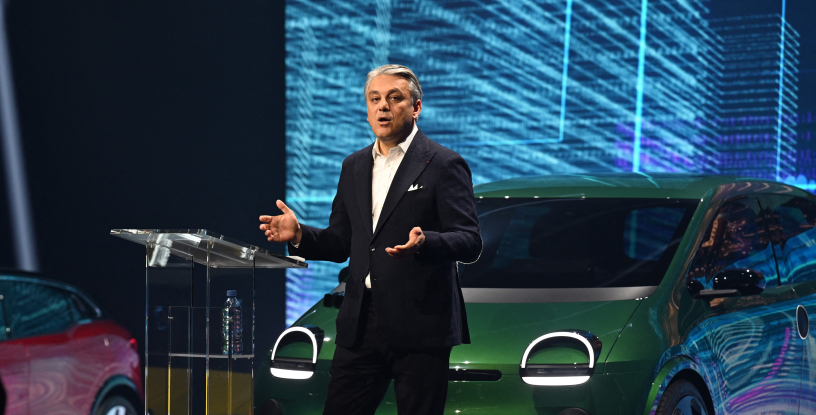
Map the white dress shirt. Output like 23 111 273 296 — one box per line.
365 124 418 288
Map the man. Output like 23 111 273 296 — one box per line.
259 64 481 415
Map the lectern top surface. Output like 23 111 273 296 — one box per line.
110 229 307 269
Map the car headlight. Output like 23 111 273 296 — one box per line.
519 330 602 386
270 325 324 380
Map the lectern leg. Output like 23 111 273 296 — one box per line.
146 245 197 415
144 244 149 415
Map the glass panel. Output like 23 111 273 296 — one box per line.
111 229 307 269
144 253 257 415
147 304 254 415
0 281 74 338
623 207 687 260
688 198 778 289
65 292 96 322
167 306 191 415
764 195 816 285
207 303 253 415
459 198 697 288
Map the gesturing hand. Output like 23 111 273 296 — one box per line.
259 200 302 244
385 227 425 258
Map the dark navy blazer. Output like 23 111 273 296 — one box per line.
290 130 481 349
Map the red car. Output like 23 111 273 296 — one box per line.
0 271 142 415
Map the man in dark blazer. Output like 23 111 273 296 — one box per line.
260 64 481 415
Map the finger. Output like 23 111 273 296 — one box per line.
259 215 273 222
276 200 292 215
391 237 418 250
407 228 422 243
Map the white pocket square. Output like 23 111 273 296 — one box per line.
408 184 424 192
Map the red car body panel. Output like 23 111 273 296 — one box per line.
1 319 141 415
0 340 29 415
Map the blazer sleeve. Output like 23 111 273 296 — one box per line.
416 154 482 266
288 162 353 263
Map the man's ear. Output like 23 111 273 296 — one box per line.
413 99 422 120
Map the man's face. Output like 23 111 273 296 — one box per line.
366 75 422 142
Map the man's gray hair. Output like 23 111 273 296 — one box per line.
364 64 423 104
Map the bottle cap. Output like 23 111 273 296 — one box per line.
226 290 237 297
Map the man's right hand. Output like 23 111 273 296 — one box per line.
259 200 302 245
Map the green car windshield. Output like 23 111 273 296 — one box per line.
460 198 699 288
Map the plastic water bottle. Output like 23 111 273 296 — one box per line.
221 290 242 355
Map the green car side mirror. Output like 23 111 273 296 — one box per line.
688 269 766 299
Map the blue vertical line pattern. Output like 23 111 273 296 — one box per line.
776 0 787 181
632 0 649 173
285 0 802 324
712 15 798 180
557 0 573 143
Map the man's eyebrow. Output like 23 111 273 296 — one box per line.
368 88 403 96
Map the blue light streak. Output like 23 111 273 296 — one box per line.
632 0 649 173
776 0 787 181
557 0 573 143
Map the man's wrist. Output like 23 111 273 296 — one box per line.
414 236 426 255
293 223 303 246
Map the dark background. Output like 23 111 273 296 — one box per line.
0 0 289 365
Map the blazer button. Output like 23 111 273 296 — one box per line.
370 246 375 252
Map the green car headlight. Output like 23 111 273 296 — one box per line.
270 325 324 380
519 330 602 386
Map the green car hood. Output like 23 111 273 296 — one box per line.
451 295 645 374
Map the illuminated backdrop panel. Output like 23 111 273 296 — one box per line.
285 0 812 324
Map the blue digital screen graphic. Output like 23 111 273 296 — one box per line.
284 0 816 324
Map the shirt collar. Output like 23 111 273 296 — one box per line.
373 124 418 159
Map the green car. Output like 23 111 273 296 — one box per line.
256 173 816 415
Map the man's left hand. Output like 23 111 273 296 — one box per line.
386 227 425 258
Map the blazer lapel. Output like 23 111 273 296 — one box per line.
354 145 375 237
373 131 437 239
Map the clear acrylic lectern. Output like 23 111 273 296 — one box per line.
111 229 307 415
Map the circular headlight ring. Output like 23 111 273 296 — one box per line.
520 330 601 386
270 325 324 379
